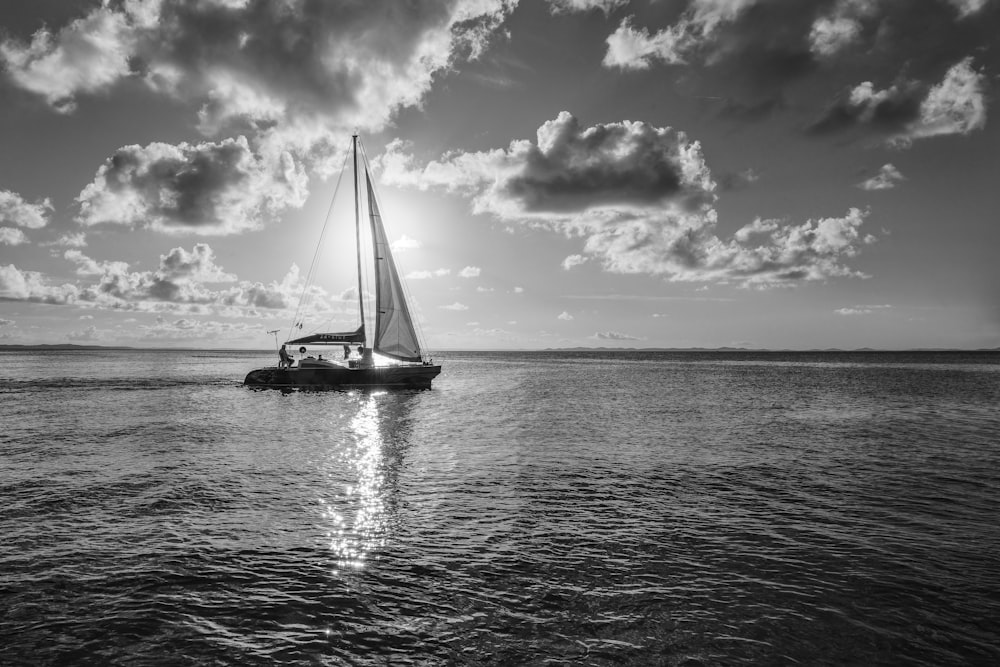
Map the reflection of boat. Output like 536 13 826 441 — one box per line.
245 136 441 389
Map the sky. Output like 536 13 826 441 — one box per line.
0 0 998 350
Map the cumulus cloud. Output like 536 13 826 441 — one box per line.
3 1 516 237
0 6 133 113
459 266 481 278
904 57 987 144
41 232 88 249
67 325 103 342
76 136 308 235
0 190 53 229
548 0 629 13
562 253 588 269
593 331 639 340
603 0 760 69
948 0 990 17
29 245 325 321
2 0 512 133
392 235 422 252
858 164 906 191
64 243 235 305
557 311 574 320
1 245 315 318
836 304 892 315
602 0 993 132
384 112 874 287
382 111 716 218
809 78 924 135
0 228 29 245
407 268 451 280
809 0 882 58
441 302 469 310
0 264 79 304
810 58 987 146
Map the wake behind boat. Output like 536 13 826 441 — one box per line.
245 135 440 390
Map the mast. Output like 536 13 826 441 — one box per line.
352 134 366 345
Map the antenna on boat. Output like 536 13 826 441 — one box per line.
267 329 280 351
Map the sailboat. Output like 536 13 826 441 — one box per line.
244 135 441 389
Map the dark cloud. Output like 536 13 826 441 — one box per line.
603 0 998 139
2 0 512 134
807 57 986 144
504 117 695 211
76 136 307 234
495 112 716 214
807 78 924 135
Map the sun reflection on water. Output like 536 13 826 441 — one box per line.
321 391 392 570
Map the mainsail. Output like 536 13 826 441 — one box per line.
366 172 422 362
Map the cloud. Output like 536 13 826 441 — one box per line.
2 1 513 133
808 0 881 58
2 1 516 237
548 0 629 14
53 242 307 315
459 266 481 278
0 264 79 304
41 232 88 249
158 244 236 283
65 243 235 305
603 0 761 69
0 318 14 326
903 57 987 144
406 268 451 279
392 235 422 252
67 325 102 342
0 248 311 316
382 111 716 218
562 254 588 269
557 311 574 320
137 315 261 342
76 136 308 235
0 228 29 245
441 302 469 310
835 304 892 315
810 58 987 146
858 164 906 191
0 6 133 113
512 286 525 293
385 112 874 286
809 78 925 135
947 0 990 17
593 331 639 340
0 190 54 229
601 0 994 131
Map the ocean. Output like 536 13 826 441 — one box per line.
1 348 998 666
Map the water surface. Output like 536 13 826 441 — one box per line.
2 349 998 665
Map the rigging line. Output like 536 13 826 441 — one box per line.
286 141 352 344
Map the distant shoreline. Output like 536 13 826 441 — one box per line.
1 344 997 353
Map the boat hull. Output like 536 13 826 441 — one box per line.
244 364 441 390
